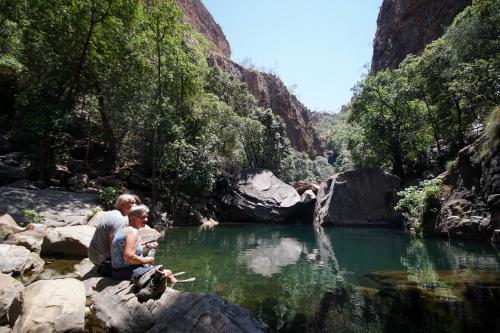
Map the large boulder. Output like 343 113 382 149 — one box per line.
218 168 301 223
3 229 45 254
76 260 264 333
0 215 24 241
0 187 98 227
314 168 401 227
139 225 162 243
41 225 95 258
8 278 85 333
0 244 44 277
0 274 24 325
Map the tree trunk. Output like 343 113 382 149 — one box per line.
97 92 117 167
454 98 465 147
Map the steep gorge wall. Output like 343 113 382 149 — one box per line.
208 54 324 157
176 0 324 157
175 0 231 57
371 0 471 73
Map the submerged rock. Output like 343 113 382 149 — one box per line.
8 278 85 332
218 168 301 223
314 168 401 227
314 276 500 333
76 259 265 333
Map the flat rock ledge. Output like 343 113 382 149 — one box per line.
0 187 98 227
76 259 265 333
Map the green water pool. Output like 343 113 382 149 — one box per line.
153 225 500 332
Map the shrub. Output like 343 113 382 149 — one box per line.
445 160 456 177
85 207 102 221
482 106 500 156
22 209 44 225
395 179 443 232
98 187 123 211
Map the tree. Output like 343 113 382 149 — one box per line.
349 69 431 179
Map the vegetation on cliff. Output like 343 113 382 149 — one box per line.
328 0 499 182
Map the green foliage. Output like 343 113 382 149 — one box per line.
85 207 103 221
285 150 335 182
482 106 500 155
350 69 431 178
395 179 443 231
205 69 292 177
98 187 123 211
343 0 499 176
445 160 456 176
22 209 44 225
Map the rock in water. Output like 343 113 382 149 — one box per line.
314 168 401 227
0 273 24 325
218 168 301 223
8 278 85 332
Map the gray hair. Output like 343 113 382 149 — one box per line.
115 194 135 209
128 204 150 220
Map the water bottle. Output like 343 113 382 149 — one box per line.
148 248 156 257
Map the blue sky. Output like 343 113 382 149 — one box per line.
202 0 382 112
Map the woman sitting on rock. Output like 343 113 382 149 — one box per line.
111 204 176 302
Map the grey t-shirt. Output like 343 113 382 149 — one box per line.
88 210 127 265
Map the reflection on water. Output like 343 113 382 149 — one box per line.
238 237 303 277
156 225 500 332
401 239 443 288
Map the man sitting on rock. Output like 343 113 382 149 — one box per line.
88 194 137 276
111 204 176 302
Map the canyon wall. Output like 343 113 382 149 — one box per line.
175 0 231 57
176 0 324 157
371 0 471 73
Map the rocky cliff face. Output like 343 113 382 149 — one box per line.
175 0 231 57
430 136 499 241
371 0 471 73
176 0 324 157
208 54 324 157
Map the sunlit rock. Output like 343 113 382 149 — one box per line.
218 168 301 223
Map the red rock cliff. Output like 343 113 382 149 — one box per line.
176 0 324 157
208 54 324 157
371 0 471 73
175 0 231 57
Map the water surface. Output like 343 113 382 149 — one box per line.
155 225 500 332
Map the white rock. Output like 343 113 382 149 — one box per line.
0 273 24 324
0 244 44 276
42 225 96 258
9 278 85 332
0 215 24 241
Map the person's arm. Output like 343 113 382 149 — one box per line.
123 229 154 265
142 241 158 249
